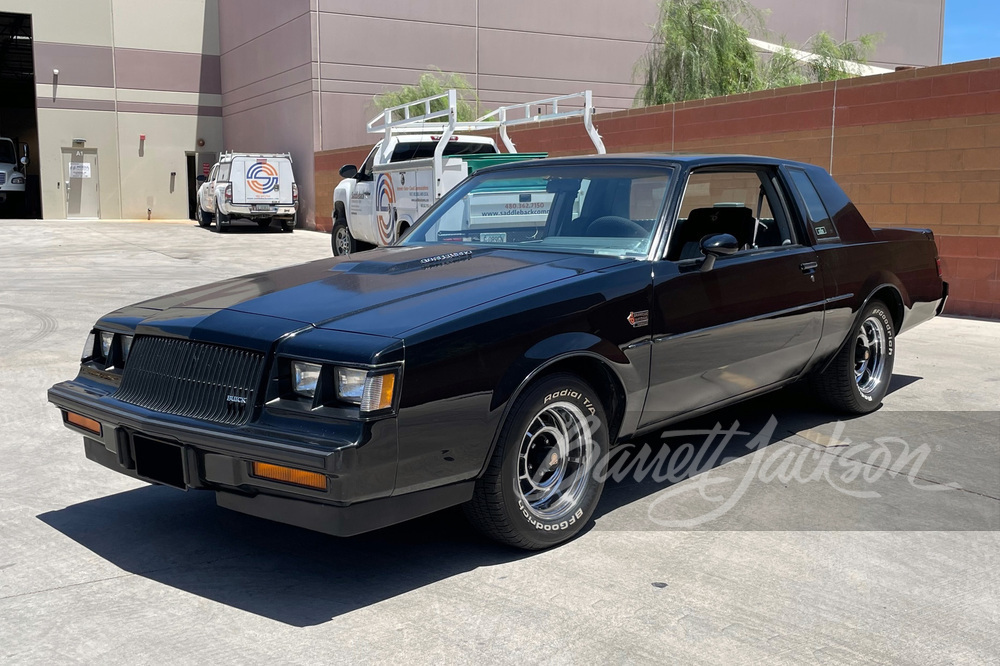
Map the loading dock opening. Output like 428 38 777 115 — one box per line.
0 12 40 219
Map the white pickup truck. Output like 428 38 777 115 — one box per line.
196 152 298 232
0 137 29 215
331 90 605 256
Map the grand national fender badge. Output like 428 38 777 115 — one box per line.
627 310 649 328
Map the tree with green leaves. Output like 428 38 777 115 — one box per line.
806 31 881 82
635 0 881 105
373 69 480 122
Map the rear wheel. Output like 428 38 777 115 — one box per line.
811 299 895 413
214 203 228 233
332 218 354 256
280 217 294 233
463 373 608 550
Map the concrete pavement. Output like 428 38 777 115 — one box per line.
1 220 997 664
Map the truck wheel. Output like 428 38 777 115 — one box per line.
280 218 294 233
256 218 272 229
332 219 354 256
198 205 212 228
463 373 608 550
214 204 228 233
811 299 895 414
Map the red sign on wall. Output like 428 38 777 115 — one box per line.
202 163 211 176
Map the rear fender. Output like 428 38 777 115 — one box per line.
818 276 905 374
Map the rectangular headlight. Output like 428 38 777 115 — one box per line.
120 334 133 362
292 361 322 398
335 367 367 404
99 331 114 359
82 332 96 361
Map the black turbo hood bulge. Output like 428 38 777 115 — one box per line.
122 245 629 340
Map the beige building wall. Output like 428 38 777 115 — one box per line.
0 0 223 219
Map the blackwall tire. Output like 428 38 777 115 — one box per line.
197 206 212 228
811 299 895 414
332 219 354 256
463 373 608 550
214 204 227 233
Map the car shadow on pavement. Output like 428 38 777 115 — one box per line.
196 221 291 234
591 375 935 524
38 491 527 627
38 375 943 626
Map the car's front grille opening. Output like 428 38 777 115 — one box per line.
113 336 265 426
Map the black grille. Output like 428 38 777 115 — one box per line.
114 337 265 426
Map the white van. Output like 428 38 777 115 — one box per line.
197 152 298 232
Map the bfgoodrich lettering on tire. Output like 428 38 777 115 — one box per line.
812 299 895 414
464 372 608 549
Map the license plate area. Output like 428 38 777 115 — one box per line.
252 204 276 212
132 434 186 489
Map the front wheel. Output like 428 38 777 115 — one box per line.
198 205 212 228
332 219 354 256
811 299 895 413
463 373 608 550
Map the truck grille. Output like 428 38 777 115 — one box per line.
113 337 265 426
0 173 6 185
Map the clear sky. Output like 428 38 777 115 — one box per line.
943 0 1000 63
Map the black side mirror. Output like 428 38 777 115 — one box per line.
699 233 739 272
339 164 358 179
196 175 207 183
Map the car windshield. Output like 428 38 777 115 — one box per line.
0 141 16 165
400 164 673 257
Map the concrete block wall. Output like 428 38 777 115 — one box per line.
314 57 1000 319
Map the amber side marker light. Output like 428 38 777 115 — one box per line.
64 411 102 436
251 461 327 490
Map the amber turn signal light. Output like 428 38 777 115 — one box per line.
65 411 102 436
250 461 327 490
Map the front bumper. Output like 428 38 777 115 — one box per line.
48 379 470 536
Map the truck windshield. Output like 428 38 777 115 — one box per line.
0 141 16 165
391 141 496 162
400 164 674 258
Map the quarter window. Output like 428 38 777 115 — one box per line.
787 169 838 240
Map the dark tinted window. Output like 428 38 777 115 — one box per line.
390 141 497 162
788 168 837 240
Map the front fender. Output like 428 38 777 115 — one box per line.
484 332 650 473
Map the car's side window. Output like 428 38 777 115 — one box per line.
218 163 231 182
786 168 839 241
358 146 377 181
208 165 218 182
666 169 796 262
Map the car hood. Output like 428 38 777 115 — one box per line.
130 244 628 338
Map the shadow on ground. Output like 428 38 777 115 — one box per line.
41 373 997 627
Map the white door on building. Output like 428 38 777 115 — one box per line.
63 148 100 219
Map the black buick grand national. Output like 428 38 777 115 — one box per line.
49 155 948 549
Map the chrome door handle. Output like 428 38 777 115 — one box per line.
800 261 818 273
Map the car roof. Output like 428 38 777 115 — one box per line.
473 153 822 174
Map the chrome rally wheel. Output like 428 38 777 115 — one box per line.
515 401 595 523
854 315 887 396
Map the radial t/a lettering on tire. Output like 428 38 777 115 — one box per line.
464 372 608 550
812 299 895 414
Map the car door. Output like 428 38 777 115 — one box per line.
201 164 218 212
349 146 379 244
640 166 826 427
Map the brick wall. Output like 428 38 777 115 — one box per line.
315 57 1000 319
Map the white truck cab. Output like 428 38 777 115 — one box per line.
331 90 605 256
197 152 298 232
0 137 29 214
